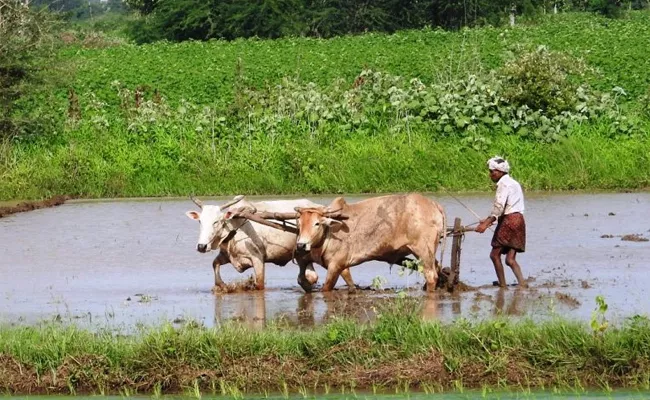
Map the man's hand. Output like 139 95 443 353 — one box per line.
475 218 494 233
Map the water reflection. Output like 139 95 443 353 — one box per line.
209 286 546 329
211 290 479 328
493 288 525 316
212 291 266 329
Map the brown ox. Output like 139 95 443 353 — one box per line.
294 193 446 292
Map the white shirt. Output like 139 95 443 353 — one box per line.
490 174 525 219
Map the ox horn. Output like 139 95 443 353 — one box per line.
190 194 203 209
324 207 343 216
294 206 325 214
324 207 348 220
220 194 245 210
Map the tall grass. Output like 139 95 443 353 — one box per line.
1 299 649 395
1 125 648 201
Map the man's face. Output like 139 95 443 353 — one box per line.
489 169 505 182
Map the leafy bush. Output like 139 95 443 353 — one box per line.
640 86 650 118
91 55 632 146
500 46 588 117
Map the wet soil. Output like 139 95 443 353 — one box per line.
1 350 647 396
0 195 67 218
0 192 649 329
621 234 649 242
601 233 649 242
554 291 581 308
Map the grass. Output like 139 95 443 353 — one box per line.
1 298 649 395
1 125 648 201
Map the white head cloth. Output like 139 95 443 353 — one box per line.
487 156 510 173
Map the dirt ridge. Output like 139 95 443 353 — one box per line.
0 196 68 219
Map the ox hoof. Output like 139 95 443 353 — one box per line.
422 282 439 292
298 281 315 293
211 284 227 294
300 284 315 294
297 277 315 293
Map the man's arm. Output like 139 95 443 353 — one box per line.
476 183 508 233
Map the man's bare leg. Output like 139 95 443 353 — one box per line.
490 247 507 287
505 249 528 288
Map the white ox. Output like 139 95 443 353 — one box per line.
185 195 356 292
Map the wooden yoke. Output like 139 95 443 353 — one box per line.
226 206 350 235
227 209 300 234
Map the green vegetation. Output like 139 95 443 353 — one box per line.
1 299 650 395
2 11 650 200
124 0 648 43
0 1 59 140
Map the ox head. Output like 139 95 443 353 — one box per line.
294 204 347 253
185 195 245 253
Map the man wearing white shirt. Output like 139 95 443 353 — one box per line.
475 156 528 288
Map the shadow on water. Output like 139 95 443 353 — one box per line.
0 192 649 329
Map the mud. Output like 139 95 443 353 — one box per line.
0 195 67 218
554 291 581 308
621 234 649 242
0 192 649 330
601 233 649 242
212 276 259 293
1 351 648 396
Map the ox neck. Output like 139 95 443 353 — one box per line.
310 225 332 253
218 218 251 246
217 229 238 247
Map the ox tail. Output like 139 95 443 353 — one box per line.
437 202 447 272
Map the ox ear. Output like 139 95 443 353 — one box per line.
322 218 345 233
186 211 200 220
225 205 254 220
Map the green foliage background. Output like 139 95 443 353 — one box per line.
1 10 650 200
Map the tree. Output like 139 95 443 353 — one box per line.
589 0 622 17
225 0 305 39
123 0 158 15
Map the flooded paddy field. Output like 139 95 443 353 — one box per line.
1 192 649 330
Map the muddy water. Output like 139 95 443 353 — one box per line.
0 193 648 330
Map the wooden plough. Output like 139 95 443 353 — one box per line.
226 207 474 291
440 217 475 291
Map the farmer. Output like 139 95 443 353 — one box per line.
475 156 528 288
